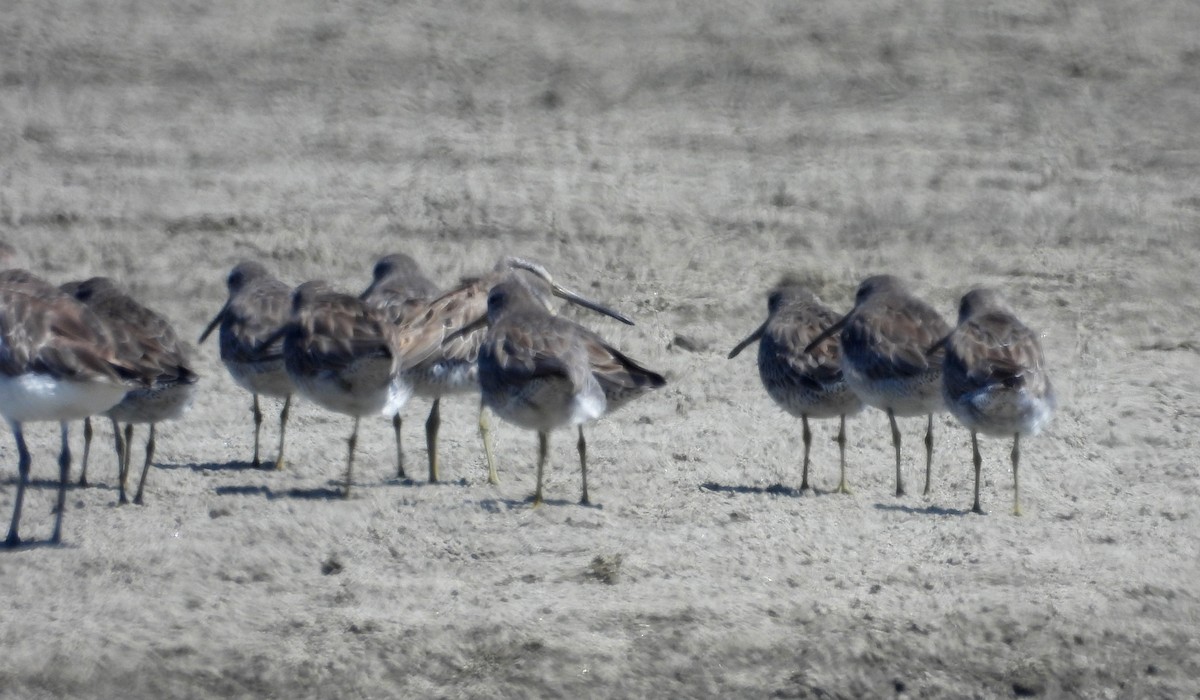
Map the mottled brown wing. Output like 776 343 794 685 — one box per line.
766 301 845 387
294 296 396 372
221 279 292 364
486 314 591 391
103 298 195 384
578 325 665 398
392 280 491 371
945 311 1047 393
0 288 128 383
845 298 951 381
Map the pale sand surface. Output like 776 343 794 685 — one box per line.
1 1 1199 697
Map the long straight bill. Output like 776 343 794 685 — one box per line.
728 322 767 359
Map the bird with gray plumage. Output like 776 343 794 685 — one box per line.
936 288 1055 515
806 275 950 497
360 253 451 482
280 280 433 498
199 262 295 470
63 277 198 505
730 279 864 493
464 266 660 506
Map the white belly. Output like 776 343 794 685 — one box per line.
0 373 128 423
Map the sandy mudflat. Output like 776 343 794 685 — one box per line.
1 1 1199 697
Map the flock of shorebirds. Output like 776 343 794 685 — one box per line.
0 247 1055 548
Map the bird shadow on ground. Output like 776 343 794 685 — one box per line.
3 477 98 490
872 502 973 517
1 538 74 553
476 497 602 512
698 481 821 498
213 483 345 501
157 460 276 472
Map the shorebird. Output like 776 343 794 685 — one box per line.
199 262 294 470
465 267 659 505
0 270 149 545
368 256 634 486
936 288 1055 515
805 275 951 497
729 280 864 493
279 281 424 498
359 253 452 481
62 277 198 505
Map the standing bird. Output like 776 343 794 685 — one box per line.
199 262 294 470
0 270 148 546
729 281 864 493
62 278 198 505
805 275 951 497
359 253 446 481
279 281 424 498
467 269 659 506
936 288 1055 515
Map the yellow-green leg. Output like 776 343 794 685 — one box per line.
1012 432 1022 517
835 414 852 494
480 403 498 485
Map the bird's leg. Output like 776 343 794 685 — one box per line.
343 416 359 500
923 413 934 496
480 403 498 485
971 431 984 515
122 424 135 505
251 394 263 468
51 422 71 545
79 416 93 487
392 413 405 479
274 394 290 471
577 426 589 505
800 415 812 492
113 418 128 505
133 423 156 505
6 422 31 547
888 409 905 497
1011 432 1022 517
426 398 441 484
533 431 548 507
835 414 852 494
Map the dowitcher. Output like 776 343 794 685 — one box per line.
63 277 198 505
729 280 864 493
280 281 420 498
937 288 1055 515
199 262 294 470
806 275 950 497
466 267 658 505
0 270 149 545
